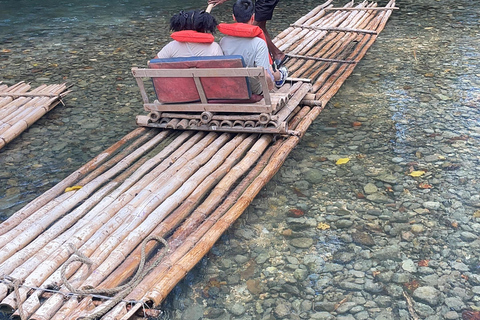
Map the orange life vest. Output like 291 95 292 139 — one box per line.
217 23 273 64
170 30 215 43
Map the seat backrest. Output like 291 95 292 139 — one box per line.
148 55 252 104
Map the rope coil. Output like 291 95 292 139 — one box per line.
3 235 169 320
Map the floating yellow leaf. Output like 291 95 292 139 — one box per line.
473 210 480 218
65 185 83 192
336 158 350 165
317 222 330 230
409 171 425 177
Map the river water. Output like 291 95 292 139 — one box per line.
1 0 479 319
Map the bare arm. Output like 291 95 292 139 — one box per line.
207 0 229 5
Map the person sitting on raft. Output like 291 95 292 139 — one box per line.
217 0 287 93
156 10 223 58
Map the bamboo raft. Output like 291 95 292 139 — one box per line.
0 1 396 319
0 82 70 150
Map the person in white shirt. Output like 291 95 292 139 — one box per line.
218 0 287 93
156 10 223 59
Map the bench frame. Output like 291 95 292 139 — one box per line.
131 66 273 113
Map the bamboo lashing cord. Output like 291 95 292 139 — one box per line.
4 276 27 320
57 235 169 319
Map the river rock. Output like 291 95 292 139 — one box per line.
412 286 442 306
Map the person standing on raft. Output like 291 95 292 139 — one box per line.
208 0 286 67
156 10 223 59
217 0 288 93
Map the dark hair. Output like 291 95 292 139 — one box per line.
169 10 218 33
232 0 254 23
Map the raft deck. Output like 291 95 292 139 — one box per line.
0 1 396 319
0 82 70 150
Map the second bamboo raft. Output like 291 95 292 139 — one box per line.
0 1 396 319
0 82 70 150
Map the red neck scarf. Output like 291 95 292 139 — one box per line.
171 30 214 43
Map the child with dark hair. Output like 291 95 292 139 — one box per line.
156 10 223 59
217 0 287 93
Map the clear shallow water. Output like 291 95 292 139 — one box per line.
1 0 480 319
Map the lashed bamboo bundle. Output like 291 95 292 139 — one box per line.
0 82 70 150
0 1 395 319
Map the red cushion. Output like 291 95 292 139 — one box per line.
149 56 252 104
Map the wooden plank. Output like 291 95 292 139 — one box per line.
143 120 292 135
132 67 265 78
158 112 279 122
193 76 208 104
145 102 273 113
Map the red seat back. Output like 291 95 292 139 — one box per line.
148 55 252 104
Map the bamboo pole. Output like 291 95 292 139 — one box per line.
312 4 386 94
276 82 311 122
325 6 398 10
6 133 221 316
0 131 172 277
65 134 260 319
97 134 260 290
76 128 162 186
78 133 244 290
0 130 171 263
105 135 278 319
282 6 353 76
107 111 306 318
273 0 333 46
142 135 301 308
315 2 394 97
0 127 149 236
289 24 378 34
293 3 377 81
0 131 181 310
279 1 353 52
8 132 201 319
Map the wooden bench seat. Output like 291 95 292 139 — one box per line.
132 55 273 113
131 55 310 135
